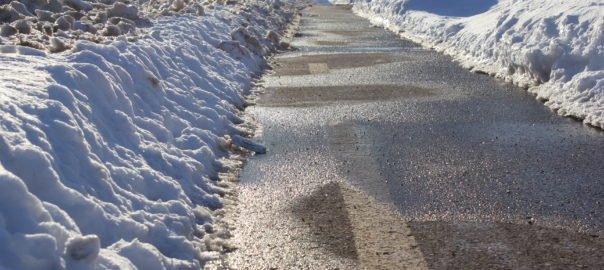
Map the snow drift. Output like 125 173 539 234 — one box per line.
0 0 296 269
351 0 604 128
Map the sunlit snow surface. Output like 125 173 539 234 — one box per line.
351 0 604 128
0 1 294 269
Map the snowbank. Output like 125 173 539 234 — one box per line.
351 0 604 128
0 0 225 51
0 0 297 269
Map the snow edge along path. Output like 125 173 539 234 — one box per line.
0 1 300 269
350 0 604 129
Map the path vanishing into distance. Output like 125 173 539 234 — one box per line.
218 5 604 270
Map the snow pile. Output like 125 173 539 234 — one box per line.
0 0 256 52
0 0 297 269
351 0 604 128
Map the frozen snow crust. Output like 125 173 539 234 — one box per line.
0 0 297 269
352 0 604 128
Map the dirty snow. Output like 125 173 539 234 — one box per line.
0 0 298 269
351 0 604 128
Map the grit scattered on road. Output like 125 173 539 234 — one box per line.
219 5 604 269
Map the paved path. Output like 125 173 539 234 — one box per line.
221 5 604 269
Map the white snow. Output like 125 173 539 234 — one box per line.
0 0 297 269
351 0 604 128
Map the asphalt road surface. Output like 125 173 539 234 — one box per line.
220 5 604 270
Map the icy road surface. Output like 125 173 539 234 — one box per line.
222 5 604 270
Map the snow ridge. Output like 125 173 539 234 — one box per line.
351 0 604 128
0 1 297 269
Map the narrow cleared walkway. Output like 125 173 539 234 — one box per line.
223 5 604 270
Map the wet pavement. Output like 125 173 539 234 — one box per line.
222 5 604 270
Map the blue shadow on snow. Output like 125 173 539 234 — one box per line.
405 0 497 17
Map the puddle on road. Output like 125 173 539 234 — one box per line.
273 52 412 76
258 84 432 107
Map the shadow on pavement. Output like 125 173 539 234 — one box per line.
260 85 431 107
272 53 412 76
290 182 359 260
409 221 604 269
